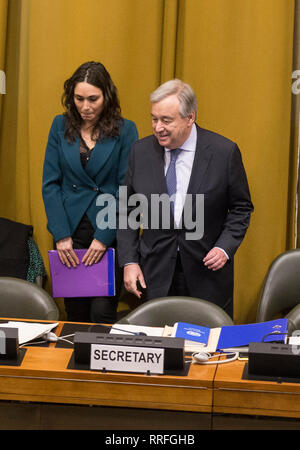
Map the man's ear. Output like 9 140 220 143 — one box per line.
187 111 196 126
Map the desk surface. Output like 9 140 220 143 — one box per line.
2 318 300 421
0 319 216 413
214 358 300 418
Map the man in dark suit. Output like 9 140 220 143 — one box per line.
117 79 253 317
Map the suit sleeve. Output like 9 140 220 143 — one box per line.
213 144 253 258
42 117 71 242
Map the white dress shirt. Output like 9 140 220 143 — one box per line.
164 123 197 226
164 123 228 259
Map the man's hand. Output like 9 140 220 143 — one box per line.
203 247 228 271
56 237 80 268
82 239 107 266
124 264 146 299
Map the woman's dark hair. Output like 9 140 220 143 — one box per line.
62 61 122 141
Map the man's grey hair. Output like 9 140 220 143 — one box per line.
150 79 197 119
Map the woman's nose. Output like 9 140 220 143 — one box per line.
82 100 90 110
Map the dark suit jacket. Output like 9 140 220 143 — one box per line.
42 114 138 245
117 124 253 311
0 217 33 280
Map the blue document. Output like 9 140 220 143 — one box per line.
173 322 210 345
217 318 288 350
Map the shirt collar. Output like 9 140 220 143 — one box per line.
165 123 197 153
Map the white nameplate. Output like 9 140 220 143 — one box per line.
90 344 165 374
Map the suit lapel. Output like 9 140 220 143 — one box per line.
187 125 212 194
150 125 213 196
151 138 167 194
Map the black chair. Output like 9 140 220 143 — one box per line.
256 249 300 330
117 296 234 327
0 217 46 286
285 305 300 331
0 277 59 320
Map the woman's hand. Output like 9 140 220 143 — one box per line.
56 237 80 268
82 239 107 266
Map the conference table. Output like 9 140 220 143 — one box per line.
1 318 300 430
0 318 215 430
213 356 300 429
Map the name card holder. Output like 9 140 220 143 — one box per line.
0 327 19 360
73 332 185 375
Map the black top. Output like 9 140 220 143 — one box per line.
79 136 95 169
78 136 96 231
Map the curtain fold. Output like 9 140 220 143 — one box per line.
175 0 295 323
0 0 8 118
0 0 297 323
0 0 168 316
160 0 179 82
293 0 300 248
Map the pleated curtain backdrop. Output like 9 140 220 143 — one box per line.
0 0 296 323
293 1 300 249
0 0 8 114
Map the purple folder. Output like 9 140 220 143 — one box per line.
48 248 115 298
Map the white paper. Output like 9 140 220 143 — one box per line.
0 321 59 344
289 336 300 345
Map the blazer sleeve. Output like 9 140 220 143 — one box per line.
116 142 141 266
42 116 72 242
93 119 138 245
116 120 138 194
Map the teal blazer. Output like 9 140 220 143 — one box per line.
42 114 138 246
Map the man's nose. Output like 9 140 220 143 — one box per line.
154 120 164 132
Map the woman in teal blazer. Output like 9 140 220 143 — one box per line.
42 62 138 323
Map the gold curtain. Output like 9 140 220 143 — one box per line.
294 0 300 248
0 0 8 115
175 0 295 323
0 0 296 323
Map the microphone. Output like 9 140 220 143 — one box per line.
88 324 147 336
110 326 147 336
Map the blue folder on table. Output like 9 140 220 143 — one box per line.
48 248 115 298
216 318 288 350
172 322 210 345
172 319 288 352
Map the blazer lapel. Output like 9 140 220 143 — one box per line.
187 125 213 194
85 137 117 180
59 132 117 186
59 132 93 186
